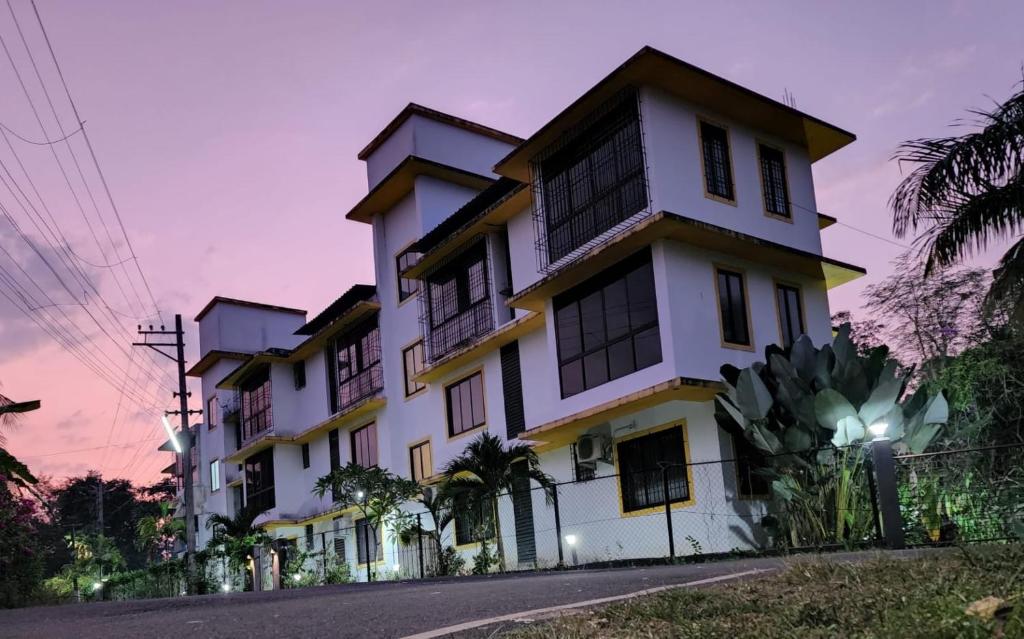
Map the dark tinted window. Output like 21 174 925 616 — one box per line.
244 447 275 513
425 241 493 360
351 423 378 468
293 360 306 390
402 341 426 397
554 250 661 398
446 372 485 436
700 122 734 200
396 248 421 302
617 426 689 512
301 443 310 469
759 144 790 217
717 268 750 347
776 283 804 348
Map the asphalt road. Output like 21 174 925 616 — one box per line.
0 551 923 639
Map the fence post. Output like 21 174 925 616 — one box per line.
363 523 373 582
552 484 564 567
416 513 425 579
662 466 675 561
320 531 329 582
869 438 906 549
864 453 884 545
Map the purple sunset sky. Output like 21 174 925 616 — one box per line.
3 0 1022 485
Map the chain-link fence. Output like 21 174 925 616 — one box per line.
896 443 1024 545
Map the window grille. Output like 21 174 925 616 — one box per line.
759 144 790 217
700 121 734 200
419 239 494 362
530 88 651 272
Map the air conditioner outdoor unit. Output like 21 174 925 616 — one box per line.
577 434 611 464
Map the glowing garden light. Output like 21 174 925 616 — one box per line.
868 422 888 440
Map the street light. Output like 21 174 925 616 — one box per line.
161 415 182 453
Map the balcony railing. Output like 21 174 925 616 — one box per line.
338 362 384 411
223 392 241 424
427 299 494 362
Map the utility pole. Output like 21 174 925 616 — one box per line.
96 478 104 536
134 314 203 593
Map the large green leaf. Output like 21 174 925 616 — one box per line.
814 345 835 389
736 368 773 420
783 425 813 451
715 395 749 432
902 421 942 454
832 323 856 367
832 415 866 447
832 357 870 407
858 366 903 427
814 389 857 431
922 391 949 425
789 335 817 383
749 422 783 455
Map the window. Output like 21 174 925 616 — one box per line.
716 268 751 348
301 443 310 469
355 518 382 564
454 493 494 546
425 241 492 360
402 341 426 397
351 423 378 468
776 283 805 349
304 524 315 551
445 372 485 437
328 429 340 471
244 448 275 513
699 121 734 201
733 434 771 498
617 425 690 513
293 360 306 390
554 249 661 398
759 144 790 218
209 459 221 492
409 440 432 482
240 367 272 442
396 248 421 303
207 396 218 429
540 93 647 263
333 319 383 410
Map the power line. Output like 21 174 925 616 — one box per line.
789 200 912 250
18 437 161 459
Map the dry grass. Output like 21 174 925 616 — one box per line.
504 545 1024 638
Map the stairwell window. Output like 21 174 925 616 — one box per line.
699 120 735 203
554 249 661 398
240 368 273 442
402 341 426 397
425 241 492 361
409 440 432 482
715 267 752 349
209 459 221 492
207 396 218 430
617 424 691 513
396 247 421 303
351 422 378 468
775 282 805 348
759 144 790 218
445 371 486 437
244 447 275 513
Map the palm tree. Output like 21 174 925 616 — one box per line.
890 81 1024 323
0 391 39 488
443 433 553 572
396 483 459 575
206 504 272 570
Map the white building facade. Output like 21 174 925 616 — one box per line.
169 47 864 588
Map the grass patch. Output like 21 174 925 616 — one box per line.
505 545 1024 638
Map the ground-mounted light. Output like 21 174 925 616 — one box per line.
564 534 578 546
564 534 580 566
292 573 302 582
92 581 103 592
392 563 400 573
221 583 230 592
868 422 888 440
355 490 365 501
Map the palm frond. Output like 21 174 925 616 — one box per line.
986 237 1024 325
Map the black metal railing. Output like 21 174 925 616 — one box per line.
241 406 273 444
223 393 241 424
427 299 494 362
338 362 384 411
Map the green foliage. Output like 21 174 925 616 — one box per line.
394 483 463 577
206 504 272 574
324 554 353 584
314 462 420 532
504 545 1024 638
471 537 497 575
715 326 949 547
135 501 184 563
0 482 43 607
444 432 554 571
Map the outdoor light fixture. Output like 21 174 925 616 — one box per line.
564 534 578 546
868 422 889 440
292 574 302 582
355 490 365 501
161 415 182 453
246 554 252 561
392 563 400 572
92 582 102 592
564 534 579 566
221 583 230 592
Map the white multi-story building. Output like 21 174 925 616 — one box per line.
168 46 864 587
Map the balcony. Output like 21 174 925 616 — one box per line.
426 299 494 363
222 392 241 424
338 362 384 411
241 405 273 444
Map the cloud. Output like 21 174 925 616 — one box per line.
55 409 85 431
935 45 977 72
871 89 936 118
